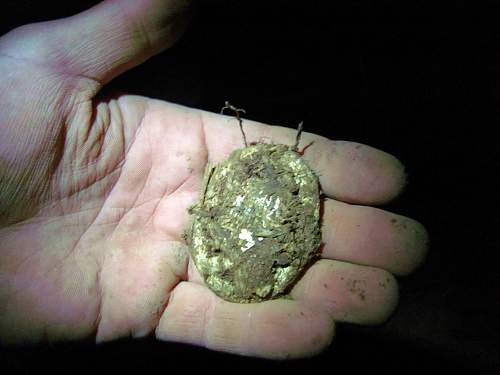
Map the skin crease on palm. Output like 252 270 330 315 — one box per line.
0 0 428 359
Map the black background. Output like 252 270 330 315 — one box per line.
1 1 499 374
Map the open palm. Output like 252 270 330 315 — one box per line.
0 0 427 359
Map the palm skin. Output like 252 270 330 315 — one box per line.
0 0 428 359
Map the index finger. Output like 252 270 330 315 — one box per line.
200 111 407 205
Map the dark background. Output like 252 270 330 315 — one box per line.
1 0 499 373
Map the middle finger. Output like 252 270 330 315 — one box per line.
320 198 429 276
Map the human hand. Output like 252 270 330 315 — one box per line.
0 0 428 358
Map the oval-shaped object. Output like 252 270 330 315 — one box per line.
186 143 321 303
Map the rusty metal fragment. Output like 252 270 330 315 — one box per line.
186 142 321 303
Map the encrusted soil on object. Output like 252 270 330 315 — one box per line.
185 143 321 303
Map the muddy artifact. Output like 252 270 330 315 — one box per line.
185 104 321 303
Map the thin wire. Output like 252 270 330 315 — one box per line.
292 121 304 152
221 101 248 147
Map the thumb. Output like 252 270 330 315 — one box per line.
0 0 192 84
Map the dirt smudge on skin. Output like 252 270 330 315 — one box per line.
347 278 368 301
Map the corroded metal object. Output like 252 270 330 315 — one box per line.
186 142 321 303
